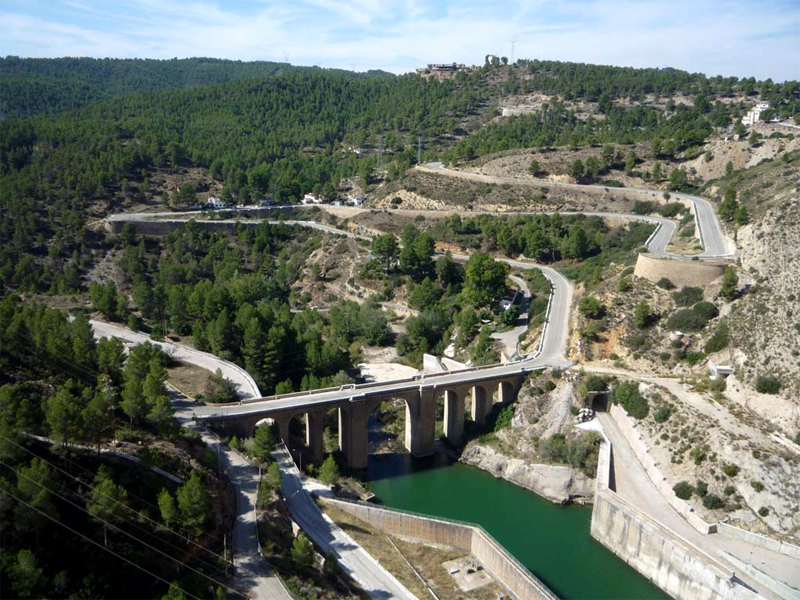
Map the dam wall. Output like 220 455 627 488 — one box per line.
321 497 557 600
634 253 727 287
591 491 757 600
591 429 757 600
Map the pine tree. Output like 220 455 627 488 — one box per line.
158 488 179 529
318 455 340 485
46 385 82 448
176 472 211 539
82 389 112 452
720 266 739 301
88 467 129 547
633 301 653 329
291 533 314 570
253 424 277 461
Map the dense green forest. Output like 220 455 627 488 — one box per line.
0 295 239 598
1 57 797 308
0 56 393 118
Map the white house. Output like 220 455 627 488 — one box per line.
347 194 365 206
301 193 322 205
205 196 226 209
741 102 770 126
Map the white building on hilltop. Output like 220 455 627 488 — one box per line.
741 102 770 126
301 193 322 205
206 196 225 209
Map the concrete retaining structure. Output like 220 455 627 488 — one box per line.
633 253 727 287
591 491 757 600
718 523 800 560
591 430 758 600
321 497 557 600
608 404 716 534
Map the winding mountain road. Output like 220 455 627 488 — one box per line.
99 162 740 599
421 162 736 259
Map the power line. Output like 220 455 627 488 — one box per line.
1 487 203 600
3 459 246 600
2 433 229 553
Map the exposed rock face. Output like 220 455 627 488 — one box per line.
461 444 594 503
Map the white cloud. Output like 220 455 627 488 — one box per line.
0 0 797 80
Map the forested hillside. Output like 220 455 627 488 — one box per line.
0 56 392 118
1 58 798 298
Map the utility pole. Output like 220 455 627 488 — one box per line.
378 135 384 170
417 136 422 164
511 40 516 65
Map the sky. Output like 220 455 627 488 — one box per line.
1 0 799 81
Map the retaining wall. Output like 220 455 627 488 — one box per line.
591 491 756 600
718 523 800 560
633 253 727 287
608 404 716 534
321 498 556 600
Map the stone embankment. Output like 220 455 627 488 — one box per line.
633 253 727 287
320 497 557 600
460 445 594 504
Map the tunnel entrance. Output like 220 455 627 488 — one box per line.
591 393 609 412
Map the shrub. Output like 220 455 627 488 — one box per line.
613 382 649 419
578 296 606 319
672 287 704 307
657 277 676 290
632 200 655 215
703 494 724 510
755 375 781 394
654 405 674 423
539 434 568 462
567 432 601 476
750 480 765 492
673 481 693 500
695 480 709 498
692 302 719 321
758 507 769 517
666 307 713 331
658 203 683 218
493 404 515 431
704 325 730 353
723 485 736 496
722 464 740 477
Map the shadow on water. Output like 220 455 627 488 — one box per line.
365 449 452 483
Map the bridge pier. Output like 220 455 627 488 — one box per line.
443 389 464 445
275 415 291 444
471 385 491 426
305 411 326 465
498 379 520 405
405 390 437 458
340 402 369 470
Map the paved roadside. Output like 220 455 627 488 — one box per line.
89 319 261 400
274 446 418 600
88 321 290 599
596 411 799 597
491 274 531 359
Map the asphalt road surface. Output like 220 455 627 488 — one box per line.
274 446 418 599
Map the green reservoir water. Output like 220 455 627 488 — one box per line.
366 453 668 600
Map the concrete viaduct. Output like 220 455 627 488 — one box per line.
195 365 535 469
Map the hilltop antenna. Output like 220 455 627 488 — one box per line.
283 51 290 64
511 40 516 65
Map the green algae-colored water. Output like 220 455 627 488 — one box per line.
366 453 668 600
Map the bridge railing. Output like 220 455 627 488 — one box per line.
214 358 546 409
